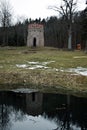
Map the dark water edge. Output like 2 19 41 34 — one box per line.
0 83 87 98
0 88 87 130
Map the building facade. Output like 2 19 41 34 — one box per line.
27 23 44 47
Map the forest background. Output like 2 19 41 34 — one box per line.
0 0 87 50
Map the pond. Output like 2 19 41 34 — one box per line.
0 89 87 130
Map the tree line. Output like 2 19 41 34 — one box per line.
0 0 87 50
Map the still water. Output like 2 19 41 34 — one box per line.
0 89 87 130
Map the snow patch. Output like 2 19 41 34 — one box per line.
67 67 87 76
27 61 39 64
28 65 49 70
16 61 87 76
16 64 28 68
54 67 87 76
74 56 87 59
16 61 54 70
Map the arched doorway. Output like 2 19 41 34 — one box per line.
33 37 36 47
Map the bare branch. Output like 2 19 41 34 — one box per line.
48 6 63 15
0 0 13 27
48 0 78 50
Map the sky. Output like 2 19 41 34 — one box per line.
10 0 86 21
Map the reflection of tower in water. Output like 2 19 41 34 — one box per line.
26 92 43 115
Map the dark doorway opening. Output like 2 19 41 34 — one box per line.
33 37 36 47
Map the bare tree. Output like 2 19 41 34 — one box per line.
0 0 12 45
49 0 77 50
85 0 87 52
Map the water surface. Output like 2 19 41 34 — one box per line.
0 89 87 130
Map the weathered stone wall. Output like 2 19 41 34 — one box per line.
27 23 44 47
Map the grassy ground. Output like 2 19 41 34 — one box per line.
0 46 87 96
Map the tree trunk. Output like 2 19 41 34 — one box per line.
2 27 6 46
23 27 27 45
68 25 72 50
85 40 87 53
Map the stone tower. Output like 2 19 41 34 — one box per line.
27 23 44 47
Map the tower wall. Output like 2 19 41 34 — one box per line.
27 23 44 47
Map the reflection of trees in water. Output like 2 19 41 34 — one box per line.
0 92 26 130
43 94 71 130
13 109 26 122
0 91 43 130
0 92 11 130
0 91 87 130
0 104 11 130
43 94 87 130
0 104 26 130
52 95 71 130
